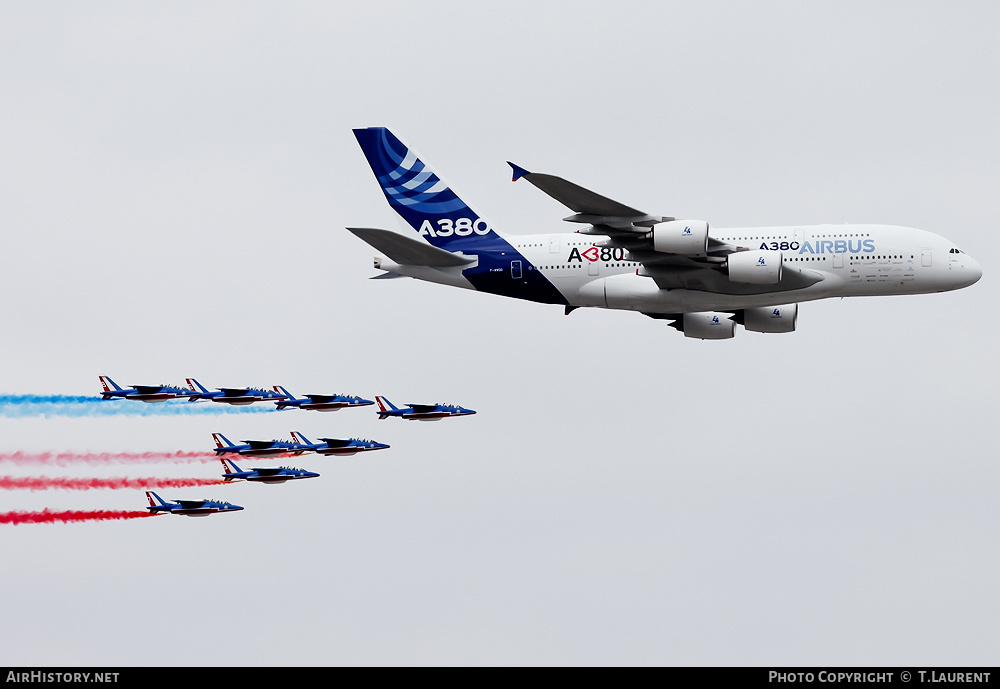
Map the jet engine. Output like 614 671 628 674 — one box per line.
678 311 735 340
651 220 709 255
727 250 782 284
739 304 798 333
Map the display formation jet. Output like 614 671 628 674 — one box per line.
98 376 199 403
272 387 375 412
350 127 982 339
289 431 390 455
211 433 311 458
186 378 287 405
374 397 476 421
145 491 243 517
220 459 319 484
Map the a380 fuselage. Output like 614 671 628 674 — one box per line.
377 223 982 314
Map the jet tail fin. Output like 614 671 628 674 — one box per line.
353 127 503 251
375 396 398 412
99 376 122 393
221 459 242 477
212 433 237 449
375 396 398 419
146 491 168 508
290 431 312 446
186 378 210 394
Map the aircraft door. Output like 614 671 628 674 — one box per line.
549 235 561 254
921 249 932 267
833 252 844 269
588 260 599 276
794 227 808 249
511 260 522 279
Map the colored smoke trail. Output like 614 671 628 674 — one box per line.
0 509 156 525
0 451 215 466
0 395 275 418
0 476 227 491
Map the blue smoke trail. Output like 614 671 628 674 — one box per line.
0 396 276 418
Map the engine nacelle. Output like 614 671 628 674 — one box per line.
741 304 798 333
727 249 782 284
651 220 709 255
680 311 735 340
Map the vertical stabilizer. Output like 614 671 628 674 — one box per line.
354 127 503 251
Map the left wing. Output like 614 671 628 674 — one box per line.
218 388 251 396
509 163 823 295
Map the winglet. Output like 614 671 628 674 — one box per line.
507 162 531 182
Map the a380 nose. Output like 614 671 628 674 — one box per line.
962 256 984 287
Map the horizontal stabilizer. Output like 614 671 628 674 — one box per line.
346 227 477 267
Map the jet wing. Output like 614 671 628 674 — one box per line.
347 227 478 267
245 440 277 450
638 263 824 294
317 438 352 448
133 385 164 394
218 388 252 397
407 404 439 413
305 394 336 403
253 467 286 476
510 164 824 295
508 163 663 232
175 500 207 509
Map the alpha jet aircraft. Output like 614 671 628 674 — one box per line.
211 433 311 458
185 378 288 406
272 386 375 412
289 431 390 456
145 491 243 517
220 458 319 484
99 376 199 403
374 397 476 421
350 127 982 339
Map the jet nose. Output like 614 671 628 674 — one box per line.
965 256 983 286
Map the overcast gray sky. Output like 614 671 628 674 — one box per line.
1 1 997 666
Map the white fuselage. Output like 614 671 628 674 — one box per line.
379 224 982 313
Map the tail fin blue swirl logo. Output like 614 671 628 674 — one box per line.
354 127 501 250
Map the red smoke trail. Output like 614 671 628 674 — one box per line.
0 476 228 491
0 509 156 525
0 451 215 466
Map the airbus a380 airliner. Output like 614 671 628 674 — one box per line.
350 128 982 339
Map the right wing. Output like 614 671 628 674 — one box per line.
317 438 352 448
245 440 276 450
509 164 823 295
253 467 285 476
305 394 336 404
